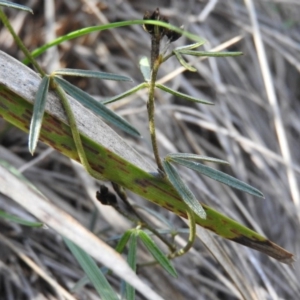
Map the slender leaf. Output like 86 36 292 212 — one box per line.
0 210 43 227
163 160 206 219
138 230 177 278
179 50 243 57
156 83 213 105
139 56 151 82
172 157 264 198
115 230 132 253
70 275 90 293
28 76 50 154
64 238 119 300
126 232 137 300
127 233 137 271
102 83 147 105
0 160 46 197
24 21 207 64
0 159 37 190
120 280 126 300
167 153 229 165
70 268 110 293
175 42 204 51
54 77 140 138
0 0 33 13
172 42 204 72
53 68 132 82
173 50 197 72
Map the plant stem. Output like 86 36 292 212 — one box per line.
0 9 45 76
161 52 174 64
112 182 176 252
168 208 196 258
52 79 104 181
138 209 196 270
150 34 160 69
147 33 164 172
48 67 189 257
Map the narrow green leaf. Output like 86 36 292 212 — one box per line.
64 238 119 300
172 42 206 72
127 233 137 271
120 280 126 300
102 83 147 105
53 68 132 82
54 77 141 138
0 160 47 198
0 210 43 227
28 76 50 155
179 50 243 57
173 51 197 72
0 0 33 13
167 153 229 165
175 42 204 51
156 83 213 105
126 232 137 300
138 230 177 278
163 160 206 219
139 56 151 82
115 230 132 253
70 276 90 293
24 21 207 64
172 157 264 198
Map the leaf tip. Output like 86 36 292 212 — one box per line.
28 147 35 156
28 136 37 156
254 188 264 198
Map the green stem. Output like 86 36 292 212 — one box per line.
0 8 45 76
54 81 174 251
161 52 175 63
147 33 164 172
138 209 196 270
52 79 104 181
112 183 176 252
168 209 196 258
150 35 160 69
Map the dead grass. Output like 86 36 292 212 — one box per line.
0 0 300 299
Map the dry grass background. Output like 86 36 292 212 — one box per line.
1 0 300 299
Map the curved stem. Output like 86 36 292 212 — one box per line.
168 208 196 258
138 209 196 270
52 79 104 181
147 34 164 172
53 73 176 254
161 52 175 64
0 9 45 76
112 182 176 252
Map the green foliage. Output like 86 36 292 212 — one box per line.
65 238 119 300
163 159 207 219
102 83 148 105
0 210 43 227
166 154 264 198
155 83 214 105
0 3 295 299
126 232 138 300
29 76 50 154
0 0 33 13
138 230 177 277
53 76 141 138
139 56 151 82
